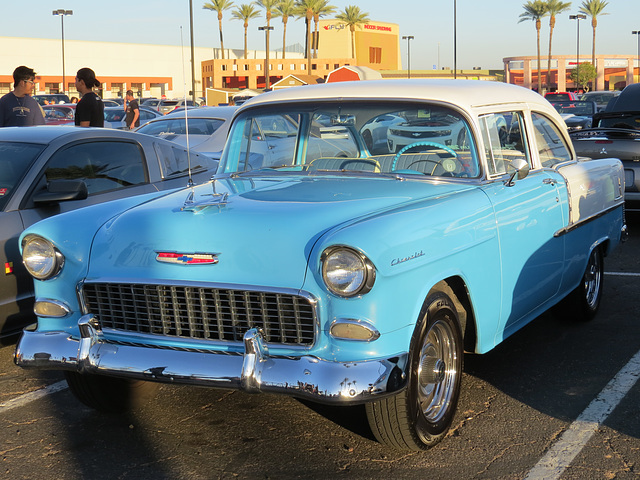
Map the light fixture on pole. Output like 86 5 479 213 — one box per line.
52 9 73 96
633 31 640 83
258 26 274 90
402 36 414 79
569 14 586 91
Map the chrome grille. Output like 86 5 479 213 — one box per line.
82 283 316 346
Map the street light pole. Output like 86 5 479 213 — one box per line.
453 0 457 79
402 36 414 79
569 14 586 91
258 26 274 90
52 9 73 96
633 31 640 83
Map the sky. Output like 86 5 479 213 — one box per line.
4 0 640 71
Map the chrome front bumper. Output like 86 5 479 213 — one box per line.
15 314 409 405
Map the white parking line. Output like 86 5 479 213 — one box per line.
525 349 640 480
605 272 640 277
0 381 68 413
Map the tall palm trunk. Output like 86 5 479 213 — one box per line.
243 21 249 59
547 16 556 89
305 9 312 74
591 17 598 67
218 12 225 59
350 25 356 58
282 17 288 59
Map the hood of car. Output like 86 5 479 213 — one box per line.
86 174 475 289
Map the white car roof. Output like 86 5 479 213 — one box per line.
240 79 553 113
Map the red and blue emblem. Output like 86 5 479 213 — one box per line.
155 252 219 265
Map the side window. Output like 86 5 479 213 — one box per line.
480 112 529 177
154 143 217 178
44 141 147 194
531 112 572 168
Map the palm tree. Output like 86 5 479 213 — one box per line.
519 0 548 93
273 0 296 59
312 0 336 58
203 0 235 60
544 0 571 90
232 3 261 59
335 5 370 60
294 0 317 74
579 0 609 69
255 0 280 59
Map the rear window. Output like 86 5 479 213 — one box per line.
138 118 224 136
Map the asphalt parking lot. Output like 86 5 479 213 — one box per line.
1 215 639 480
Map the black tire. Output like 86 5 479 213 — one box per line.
64 371 159 413
363 130 373 152
365 287 464 450
561 246 604 321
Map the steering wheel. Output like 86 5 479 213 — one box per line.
391 141 459 172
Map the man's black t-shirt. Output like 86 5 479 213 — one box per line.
75 92 104 127
125 99 140 128
0 93 45 127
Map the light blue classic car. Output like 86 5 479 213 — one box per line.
15 80 626 451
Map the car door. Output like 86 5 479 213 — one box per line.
479 111 566 336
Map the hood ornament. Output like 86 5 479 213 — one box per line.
181 191 229 213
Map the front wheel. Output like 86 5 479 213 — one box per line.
65 371 159 413
366 289 463 450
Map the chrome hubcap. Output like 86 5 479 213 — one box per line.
417 319 458 423
584 250 601 309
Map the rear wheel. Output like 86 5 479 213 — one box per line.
65 372 159 413
561 246 604 321
366 288 463 450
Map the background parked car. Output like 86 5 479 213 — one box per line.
550 100 597 131
103 106 163 129
580 90 621 111
136 105 237 159
33 94 70 105
157 98 200 115
0 126 218 339
43 104 76 125
544 91 579 101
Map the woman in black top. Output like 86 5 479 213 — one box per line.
75 67 104 127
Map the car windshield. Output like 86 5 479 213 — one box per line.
551 101 596 116
104 110 125 122
137 118 225 136
219 102 479 178
0 142 46 210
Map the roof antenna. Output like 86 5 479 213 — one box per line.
180 26 193 187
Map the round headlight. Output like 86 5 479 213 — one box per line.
321 246 375 297
22 235 64 280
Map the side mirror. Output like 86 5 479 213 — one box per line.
505 158 530 187
33 179 89 205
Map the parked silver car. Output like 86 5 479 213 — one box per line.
103 106 163 129
0 126 218 339
136 106 237 159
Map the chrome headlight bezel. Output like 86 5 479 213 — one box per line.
22 234 65 281
321 246 376 298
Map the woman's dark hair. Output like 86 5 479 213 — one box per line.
76 67 101 88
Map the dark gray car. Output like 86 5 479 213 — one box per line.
0 126 218 339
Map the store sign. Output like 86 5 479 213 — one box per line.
323 24 346 30
364 24 392 32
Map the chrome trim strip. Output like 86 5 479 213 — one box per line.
554 203 624 237
15 318 408 405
